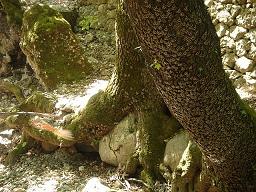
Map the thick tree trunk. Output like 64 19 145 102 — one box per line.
125 0 256 191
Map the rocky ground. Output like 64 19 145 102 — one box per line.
1 0 256 191
0 69 156 192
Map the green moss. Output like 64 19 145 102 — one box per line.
19 91 55 113
78 16 98 31
21 4 92 89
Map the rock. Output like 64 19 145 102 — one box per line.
13 188 25 192
215 23 228 38
236 8 256 29
235 39 251 57
216 10 234 25
220 36 235 49
163 131 190 171
204 0 214 7
226 69 243 81
235 56 255 73
169 141 202 192
246 70 256 79
244 74 256 86
248 43 256 60
218 0 232 3
245 29 256 43
85 33 94 43
82 177 111 192
236 0 247 4
78 166 85 171
20 4 92 90
99 114 137 172
222 52 237 68
233 76 246 88
230 5 241 18
229 26 247 40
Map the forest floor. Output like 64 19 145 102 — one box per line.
1 0 256 191
0 69 153 192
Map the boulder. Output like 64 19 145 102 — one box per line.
99 114 137 173
163 131 190 171
21 4 92 89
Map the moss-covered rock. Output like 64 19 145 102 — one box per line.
21 4 92 90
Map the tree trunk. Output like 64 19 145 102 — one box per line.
124 0 256 191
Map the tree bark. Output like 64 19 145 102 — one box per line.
124 0 256 191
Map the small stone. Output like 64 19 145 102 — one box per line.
220 36 235 49
236 0 247 4
222 53 237 68
245 29 256 43
85 33 94 43
215 23 228 37
230 5 241 18
248 43 256 60
246 71 256 79
235 56 255 73
244 75 256 86
63 163 70 170
216 10 233 25
230 26 247 40
13 188 25 192
235 39 251 57
204 0 214 7
233 76 246 88
218 0 232 3
236 8 256 29
78 166 85 171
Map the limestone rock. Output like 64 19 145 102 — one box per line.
236 8 256 29
235 39 251 57
247 70 256 79
215 23 228 38
230 5 241 18
163 131 190 171
216 10 234 25
220 36 235 49
21 4 92 89
245 29 256 43
204 0 214 7
244 75 256 87
99 114 137 172
230 26 247 40
222 52 237 68
218 0 232 3
233 76 247 88
235 56 255 73
248 43 256 60
236 0 247 4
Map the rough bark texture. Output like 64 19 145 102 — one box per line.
124 0 256 191
65 2 148 145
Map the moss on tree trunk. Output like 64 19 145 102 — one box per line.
125 0 256 191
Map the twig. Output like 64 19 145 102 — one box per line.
0 111 58 119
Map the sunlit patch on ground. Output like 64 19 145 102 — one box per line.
55 80 108 113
